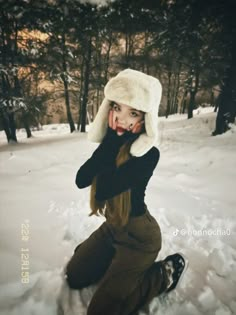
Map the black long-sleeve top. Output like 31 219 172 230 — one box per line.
76 128 160 217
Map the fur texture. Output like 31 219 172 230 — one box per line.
88 69 162 157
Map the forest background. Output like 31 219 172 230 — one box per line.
0 0 235 142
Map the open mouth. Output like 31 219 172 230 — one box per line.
116 126 126 133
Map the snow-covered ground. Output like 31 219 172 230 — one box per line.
0 107 236 315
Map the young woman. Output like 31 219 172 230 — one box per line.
65 69 187 315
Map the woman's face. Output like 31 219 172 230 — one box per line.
112 102 144 136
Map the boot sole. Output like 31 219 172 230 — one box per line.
165 252 189 293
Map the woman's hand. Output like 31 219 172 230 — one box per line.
130 120 144 134
108 109 117 130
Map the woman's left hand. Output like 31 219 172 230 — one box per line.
130 120 144 134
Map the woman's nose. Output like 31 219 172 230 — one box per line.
116 112 126 124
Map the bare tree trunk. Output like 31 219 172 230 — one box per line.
142 31 150 74
188 92 195 119
124 33 134 68
77 58 85 130
210 90 214 108
13 69 33 138
212 38 236 135
181 89 188 114
62 32 75 133
1 111 11 142
188 68 199 119
125 33 129 67
104 32 112 84
80 36 92 132
22 111 32 138
0 16 18 143
62 76 75 133
94 36 102 119
170 71 177 114
165 70 172 118
8 111 17 142
173 64 181 114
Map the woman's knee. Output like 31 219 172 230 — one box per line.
65 259 85 290
65 251 102 290
65 249 93 290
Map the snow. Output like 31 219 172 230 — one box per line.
0 107 236 315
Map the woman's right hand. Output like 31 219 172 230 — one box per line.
108 109 117 130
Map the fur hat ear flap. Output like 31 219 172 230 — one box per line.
87 98 110 142
130 109 158 157
130 76 162 156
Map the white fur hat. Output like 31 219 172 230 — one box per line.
88 69 162 157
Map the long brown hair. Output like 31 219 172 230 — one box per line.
89 140 133 227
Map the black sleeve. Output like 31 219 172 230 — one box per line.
75 128 131 189
75 145 107 189
95 147 160 201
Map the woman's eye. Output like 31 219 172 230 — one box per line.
113 105 119 111
131 112 138 117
